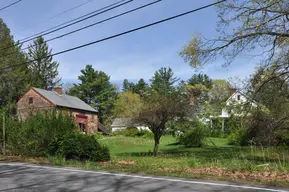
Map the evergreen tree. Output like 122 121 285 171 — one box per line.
0 19 30 112
135 78 148 95
150 67 179 94
27 36 61 90
188 74 212 89
69 65 117 123
122 79 135 92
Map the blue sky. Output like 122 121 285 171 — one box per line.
1 0 258 86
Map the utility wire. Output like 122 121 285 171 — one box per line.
0 0 22 12
0 0 226 72
19 0 97 33
2 0 161 58
19 0 132 42
0 0 132 53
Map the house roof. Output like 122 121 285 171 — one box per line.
111 118 133 127
33 87 97 113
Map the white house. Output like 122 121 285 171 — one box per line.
210 89 257 132
111 118 150 132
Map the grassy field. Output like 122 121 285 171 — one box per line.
95 135 289 186
82 135 288 186
3 135 288 187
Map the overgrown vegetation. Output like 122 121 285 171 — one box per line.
111 128 153 138
0 111 110 162
43 135 288 187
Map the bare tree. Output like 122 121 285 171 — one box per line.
180 0 289 68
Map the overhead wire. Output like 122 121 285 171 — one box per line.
0 0 226 72
19 0 132 42
19 0 97 33
2 0 162 58
0 0 132 53
0 0 22 12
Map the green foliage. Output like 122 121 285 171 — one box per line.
210 79 232 103
113 92 143 118
27 36 61 90
16 111 76 156
93 132 103 140
150 67 179 94
178 120 207 148
111 128 153 138
49 133 110 161
69 65 117 123
227 129 247 146
0 19 30 112
122 78 148 95
188 73 212 89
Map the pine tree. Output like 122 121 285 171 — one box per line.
122 79 135 92
69 65 117 123
150 67 179 94
27 36 61 90
0 19 30 112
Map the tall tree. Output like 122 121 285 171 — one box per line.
69 65 117 123
188 74 212 89
122 79 135 92
180 0 289 82
150 67 179 94
210 79 232 103
122 78 148 95
27 36 61 90
113 92 143 118
0 19 30 113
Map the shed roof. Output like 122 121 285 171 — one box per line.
111 118 133 127
33 87 97 113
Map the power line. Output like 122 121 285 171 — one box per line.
19 0 97 33
3 0 161 57
0 0 22 12
19 0 132 42
0 0 132 53
1 0 226 72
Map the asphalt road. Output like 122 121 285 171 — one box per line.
0 163 287 192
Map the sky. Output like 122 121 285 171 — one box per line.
0 0 258 86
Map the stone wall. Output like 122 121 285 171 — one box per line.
17 88 55 120
70 110 98 134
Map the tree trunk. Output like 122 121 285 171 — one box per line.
153 134 160 157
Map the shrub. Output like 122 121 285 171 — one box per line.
227 129 247 146
6 111 76 156
49 134 110 162
178 119 207 148
111 127 152 138
124 127 140 137
93 132 103 140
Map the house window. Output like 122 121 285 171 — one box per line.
237 95 241 101
92 115 94 120
28 97 33 104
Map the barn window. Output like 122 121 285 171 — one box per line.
237 95 241 101
28 97 33 104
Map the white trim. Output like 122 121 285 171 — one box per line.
0 163 286 192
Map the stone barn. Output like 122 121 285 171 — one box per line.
17 87 101 134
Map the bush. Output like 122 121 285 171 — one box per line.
227 129 247 146
111 127 152 138
3 111 76 156
93 132 103 140
124 127 140 137
49 134 110 162
178 119 207 148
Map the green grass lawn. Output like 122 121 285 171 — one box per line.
45 135 289 187
95 135 289 186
